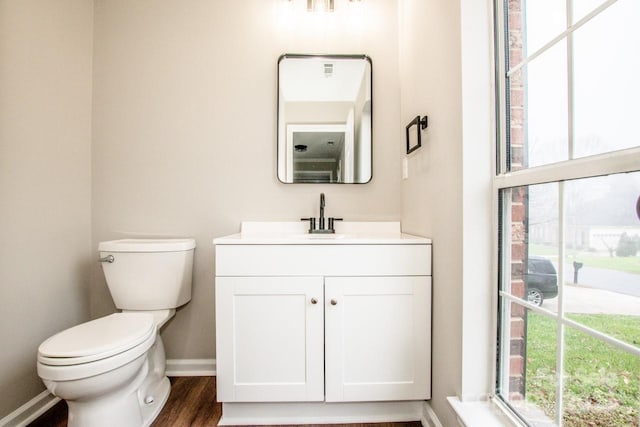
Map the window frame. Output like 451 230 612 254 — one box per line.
493 0 640 424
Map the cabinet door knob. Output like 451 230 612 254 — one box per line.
310 298 318 305
330 299 338 306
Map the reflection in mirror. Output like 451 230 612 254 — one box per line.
277 54 372 183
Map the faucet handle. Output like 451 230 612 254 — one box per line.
328 217 343 231
300 217 316 233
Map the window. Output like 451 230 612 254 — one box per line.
494 0 640 426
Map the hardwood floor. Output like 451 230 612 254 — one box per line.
28 377 423 427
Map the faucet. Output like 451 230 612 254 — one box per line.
301 193 342 234
319 193 326 231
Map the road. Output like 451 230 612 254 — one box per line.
564 263 640 297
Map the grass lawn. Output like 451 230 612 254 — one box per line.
574 255 640 275
529 244 640 275
525 312 640 426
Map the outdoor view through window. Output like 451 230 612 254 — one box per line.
495 0 640 426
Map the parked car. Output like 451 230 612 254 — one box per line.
525 256 558 306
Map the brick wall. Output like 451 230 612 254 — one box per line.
507 0 528 400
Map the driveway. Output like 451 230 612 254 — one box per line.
543 283 640 315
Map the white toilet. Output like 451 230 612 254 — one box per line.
37 238 196 427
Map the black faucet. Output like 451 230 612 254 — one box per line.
319 193 326 231
301 193 342 234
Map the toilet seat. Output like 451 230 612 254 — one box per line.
37 313 157 381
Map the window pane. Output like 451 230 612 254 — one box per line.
573 0 640 158
572 0 612 24
524 42 569 168
508 44 569 170
522 0 566 56
563 327 639 426
499 306 558 426
563 172 640 347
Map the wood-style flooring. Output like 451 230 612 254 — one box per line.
28 377 423 427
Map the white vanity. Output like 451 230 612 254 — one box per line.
213 221 432 425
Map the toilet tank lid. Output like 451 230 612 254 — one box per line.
99 238 196 252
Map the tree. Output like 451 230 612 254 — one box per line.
615 232 638 257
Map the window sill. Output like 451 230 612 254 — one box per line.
447 396 523 427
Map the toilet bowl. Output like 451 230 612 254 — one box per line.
37 238 195 427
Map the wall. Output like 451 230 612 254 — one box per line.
0 0 94 418
398 0 493 424
91 0 402 359
398 0 463 424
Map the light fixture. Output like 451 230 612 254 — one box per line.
307 0 334 13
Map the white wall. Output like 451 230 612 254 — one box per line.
0 0 94 418
91 0 402 359
398 0 494 424
398 0 463 424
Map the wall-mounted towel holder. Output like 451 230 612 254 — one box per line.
406 115 428 154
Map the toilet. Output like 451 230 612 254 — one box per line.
37 238 196 427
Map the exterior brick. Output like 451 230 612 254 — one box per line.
510 336 524 354
509 375 524 393
511 302 525 318
510 90 525 108
512 222 526 240
511 261 524 278
508 12 522 30
508 0 522 13
511 318 524 337
510 107 524 126
509 392 524 401
510 280 525 297
510 355 524 375
510 145 524 167
511 203 526 222
512 242 525 260
509 50 522 69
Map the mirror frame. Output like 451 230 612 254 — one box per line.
277 53 373 184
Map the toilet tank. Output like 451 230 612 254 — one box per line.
98 238 196 310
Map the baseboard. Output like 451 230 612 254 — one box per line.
420 401 443 427
165 358 216 376
0 390 60 427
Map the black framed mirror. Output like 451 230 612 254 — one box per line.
277 54 372 184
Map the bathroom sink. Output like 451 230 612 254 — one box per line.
213 221 432 245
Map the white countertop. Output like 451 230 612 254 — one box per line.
213 221 431 245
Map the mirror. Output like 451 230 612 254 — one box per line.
277 54 372 183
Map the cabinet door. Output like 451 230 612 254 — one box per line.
216 276 324 402
324 276 431 402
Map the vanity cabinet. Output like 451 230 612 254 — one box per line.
214 222 432 423
216 275 431 403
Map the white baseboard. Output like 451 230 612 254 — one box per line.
0 390 60 427
165 358 216 376
420 401 443 427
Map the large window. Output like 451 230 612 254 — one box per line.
494 0 640 426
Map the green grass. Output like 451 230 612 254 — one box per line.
525 312 640 426
529 244 640 274
574 255 640 275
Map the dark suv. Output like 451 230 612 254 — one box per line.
525 256 558 306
